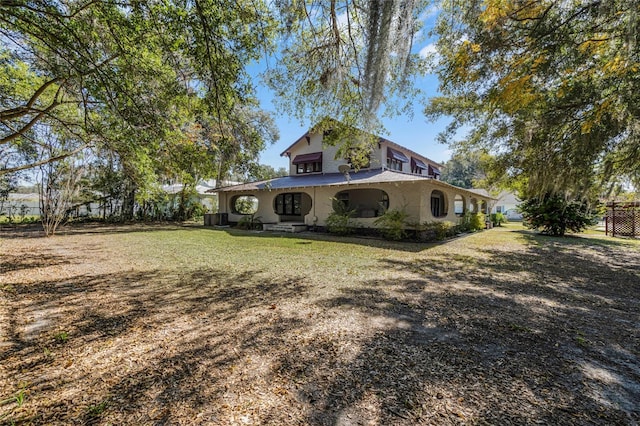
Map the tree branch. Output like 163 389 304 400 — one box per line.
0 77 63 120
0 143 90 176
0 101 61 145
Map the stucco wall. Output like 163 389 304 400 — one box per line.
286 132 348 175
300 181 423 227
219 181 491 229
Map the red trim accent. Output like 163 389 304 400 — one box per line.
387 147 409 163
411 157 428 170
292 152 322 164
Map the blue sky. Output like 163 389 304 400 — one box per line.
253 6 450 169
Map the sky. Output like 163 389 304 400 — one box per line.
253 6 451 170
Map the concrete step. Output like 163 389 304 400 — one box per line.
263 223 307 233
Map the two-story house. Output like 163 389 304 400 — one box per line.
209 122 494 232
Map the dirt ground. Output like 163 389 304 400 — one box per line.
1 223 639 425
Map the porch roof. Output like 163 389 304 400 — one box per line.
207 169 497 201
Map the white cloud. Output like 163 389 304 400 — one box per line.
419 4 440 21
419 42 438 59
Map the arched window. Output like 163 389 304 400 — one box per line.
469 198 478 213
231 195 258 214
454 194 465 216
334 189 389 218
274 193 312 217
430 190 447 218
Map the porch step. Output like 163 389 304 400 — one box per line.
263 223 307 233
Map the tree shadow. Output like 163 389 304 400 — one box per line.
217 226 448 253
2 225 638 424
276 232 640 424
0 252 75 274
0 222 194 240
1 266 311 424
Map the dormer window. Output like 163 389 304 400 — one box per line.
411 157 428 175
292 152 322 174
386 147 408 171
428 164 441 179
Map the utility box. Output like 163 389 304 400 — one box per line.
213 212 228 226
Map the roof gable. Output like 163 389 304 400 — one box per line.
280 119 444 169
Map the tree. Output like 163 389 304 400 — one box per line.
245 164 288 182
520 194 601 237
267 0 430 146
440 150 486 189
0 0 278 177
426 0 640 198
0 172 17 216
38 135 87 236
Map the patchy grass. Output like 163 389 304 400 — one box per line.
1 222 639 425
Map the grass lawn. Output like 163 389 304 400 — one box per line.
1 222 639 425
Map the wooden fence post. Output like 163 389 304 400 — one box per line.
612 202 616 238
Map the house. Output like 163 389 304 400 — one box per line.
492 191 522 220
208 122 495 232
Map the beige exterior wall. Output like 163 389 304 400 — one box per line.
286 132 348 175
377 142 442 176
220 182 491 228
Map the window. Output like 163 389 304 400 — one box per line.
336 191 349 208
274 193 312 217
334 189 389 218
296 161 322 174
430 190 447 218
231 195 258 215
387 158 403 171
454 194 465 216
386 147 408 171
496 205 503 213
276 193 300 215
292 152 322 174
411 157 428 175
428 165 441 179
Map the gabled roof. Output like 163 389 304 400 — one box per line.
279 120 444 168
381 138 444 169
280 129 314 157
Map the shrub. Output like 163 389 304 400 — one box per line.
417 221 456 241
374 208 409 240
237 214 263 230
519 193 600 236
491 212 507 226
326 198 357 235
459 211 485 232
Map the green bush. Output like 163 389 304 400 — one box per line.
237 214 263 230
374 208 409 240
458 211 485 232
418 221 456 241
326 198 356 235
519 193 600 236
491 212 507 226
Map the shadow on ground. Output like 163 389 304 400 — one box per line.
290 232 640 424
1 226 638 425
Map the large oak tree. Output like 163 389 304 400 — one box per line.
426 0 640 198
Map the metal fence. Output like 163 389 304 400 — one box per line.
605 201 640 238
